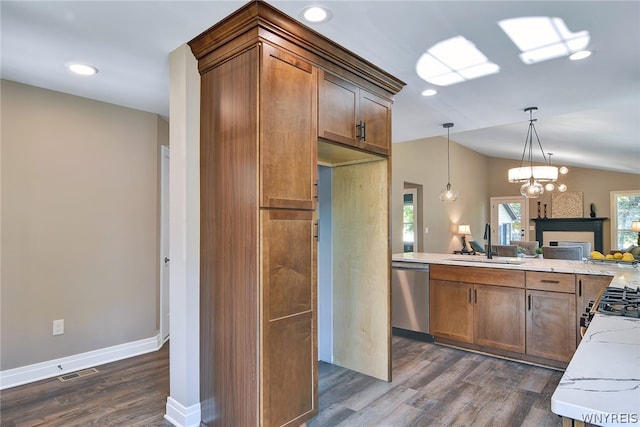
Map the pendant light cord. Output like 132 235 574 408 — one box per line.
443 122 454 186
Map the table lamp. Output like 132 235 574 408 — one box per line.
632 221 640 246
458 224 471 252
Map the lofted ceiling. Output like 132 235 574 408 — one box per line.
2 1 639 174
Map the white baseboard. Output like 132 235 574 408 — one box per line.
165 396 201 427
0 333 162 390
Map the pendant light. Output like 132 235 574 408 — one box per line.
507 107 558 198
439 122 459 202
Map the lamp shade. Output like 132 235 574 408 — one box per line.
508 165 558 183
458 224 471 235
632 221 640 233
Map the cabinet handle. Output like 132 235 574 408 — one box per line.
314 181 318 200
528 294 532 311
540 279 560 284
474 289 477 304
356 121 366 141
578 279 582 296
468 288 472 303
314 222 319 241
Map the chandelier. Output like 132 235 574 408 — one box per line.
508 107 558 198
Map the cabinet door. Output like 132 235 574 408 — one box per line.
474 285 525 353
576 274 611 344
260 44 317 210
318 70 358 147
430 279 473 343
358 89 391 156
526 290 576 362
261 209 317 426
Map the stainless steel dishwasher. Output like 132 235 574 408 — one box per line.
391 261 430 335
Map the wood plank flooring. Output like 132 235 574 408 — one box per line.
0 336 563 426
0 343 173 427
309 335 564 427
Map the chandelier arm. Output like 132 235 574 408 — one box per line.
531 123 549 164
528 122 535 177
519 123 531 168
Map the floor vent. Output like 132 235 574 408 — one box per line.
58 368 99 382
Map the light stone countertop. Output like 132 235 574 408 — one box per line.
392 252 640 425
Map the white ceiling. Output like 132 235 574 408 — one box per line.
2 1 639 174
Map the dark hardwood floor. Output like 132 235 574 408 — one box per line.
310 336 564 427
0 336 563 426
0 343 173 427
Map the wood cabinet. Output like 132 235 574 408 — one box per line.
525 272 576 363
189 2 404 426
575 274 611 344
474 284 526 353
430 279 473 343
318 70 392 156
430 265 525 353
260 44 318 210
196 41 316 427
261 209 316 427
525 290 576 362
429 266 615 367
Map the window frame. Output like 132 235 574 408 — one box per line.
403 188 418 252
609 189 640 249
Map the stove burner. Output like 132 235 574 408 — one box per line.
597 286 640 318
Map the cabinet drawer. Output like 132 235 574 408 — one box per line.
526 271 575 293
430 265 524 288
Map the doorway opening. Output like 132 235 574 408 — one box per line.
403 183 423 253
490 196 530 245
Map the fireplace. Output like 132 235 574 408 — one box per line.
532 217 607 253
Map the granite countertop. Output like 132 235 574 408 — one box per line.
392 252 640 425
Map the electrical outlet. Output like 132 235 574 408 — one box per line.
53 319 64 336
425 227 429 234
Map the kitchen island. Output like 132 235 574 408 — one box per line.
392 252 640 426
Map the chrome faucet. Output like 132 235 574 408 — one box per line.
483 223 493 259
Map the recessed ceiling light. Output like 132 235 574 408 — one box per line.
569 50 592 61
421 89 438 97
68 63 98 76
300 6 332 23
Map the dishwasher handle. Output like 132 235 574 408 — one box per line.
392 262 429 272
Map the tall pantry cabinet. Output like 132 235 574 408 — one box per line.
189 1 404 426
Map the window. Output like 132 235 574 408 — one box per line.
610 190 640 249
403 189 417 252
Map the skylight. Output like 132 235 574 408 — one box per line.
498 17 590 64
416 36 500 86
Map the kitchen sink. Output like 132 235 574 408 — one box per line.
445 257 526 265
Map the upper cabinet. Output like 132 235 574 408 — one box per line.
319 70 392 156
260 44 318 209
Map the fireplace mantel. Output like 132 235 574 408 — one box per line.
531 217 608 253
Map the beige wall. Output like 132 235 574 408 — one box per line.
488 157 640 251
392 137 639 256
392 136 490 254
1 80 166 370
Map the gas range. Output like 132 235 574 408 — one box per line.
597 286 640 318
580 286 640 335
